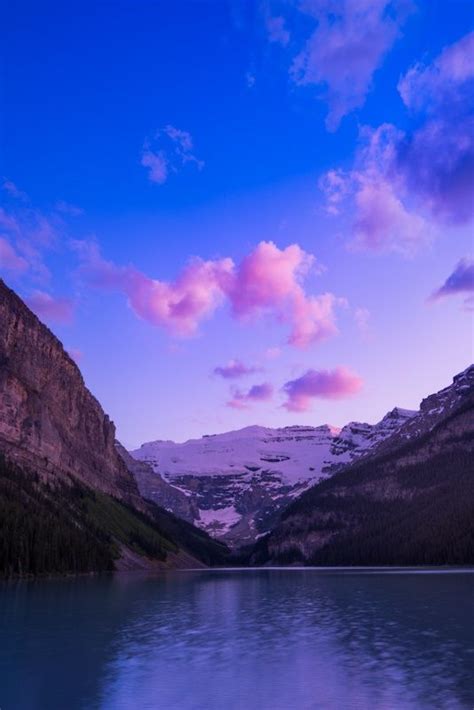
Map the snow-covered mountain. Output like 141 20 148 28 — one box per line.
130 407 417 546
130 367 473 547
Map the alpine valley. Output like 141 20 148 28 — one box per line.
0 278 473 575
131 365 474 558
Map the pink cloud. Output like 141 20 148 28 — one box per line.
283 367 363 412
225 241 342 348
288 291 344 348
76 240 345 347
141 125 203 184
25 290 75 324
290 0 412 130
0 237 29 273
214 359 261 379
227 382 274 410
75 241 233 336
227 242 313 317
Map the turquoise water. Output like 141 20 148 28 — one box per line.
1 568 473 709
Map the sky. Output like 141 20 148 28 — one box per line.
1 0 473 447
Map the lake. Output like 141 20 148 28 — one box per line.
1 568 473 709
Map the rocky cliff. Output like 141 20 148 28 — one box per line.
0 279 229 576
0 279 141 505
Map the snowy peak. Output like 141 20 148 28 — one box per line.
130 367 473 547
131 408 416 546
421 365 474 415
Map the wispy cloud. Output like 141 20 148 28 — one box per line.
214 359 261 379
283 366 363 412
2 179 28 201
429 258 474 307
74 240 232 336
354 307 371 338
265 14 289 46
0 184 64 281
0 237 29 274
320 31 474 253
276 0 413 130
396 31 474 225
227 382 274 409
319 124 431 256
55 200 84 217
25 290 75 324
141 125 204 184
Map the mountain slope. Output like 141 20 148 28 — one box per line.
131 410 416 546
248 366 474 566
0 279 228 575
0 279 139 506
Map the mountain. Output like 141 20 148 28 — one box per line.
131 408 417 547
248 366 474 566
0 279 227 576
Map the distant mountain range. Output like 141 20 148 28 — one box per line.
132 367 474 560
131 408 418 546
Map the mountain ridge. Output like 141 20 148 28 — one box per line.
131 399 419 546
247 365 474 566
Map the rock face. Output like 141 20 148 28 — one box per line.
0 279 141 506
249 366 474 566
0 280 230 575
115 442 198 522
131 409 417 547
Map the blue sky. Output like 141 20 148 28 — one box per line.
1 0 473 446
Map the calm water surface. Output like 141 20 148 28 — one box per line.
1 568 473 710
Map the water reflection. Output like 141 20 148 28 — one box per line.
1 569 473 709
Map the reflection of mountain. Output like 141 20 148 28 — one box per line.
1 571 473 709
250 367 474 566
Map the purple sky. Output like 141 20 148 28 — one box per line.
1 1 473 446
